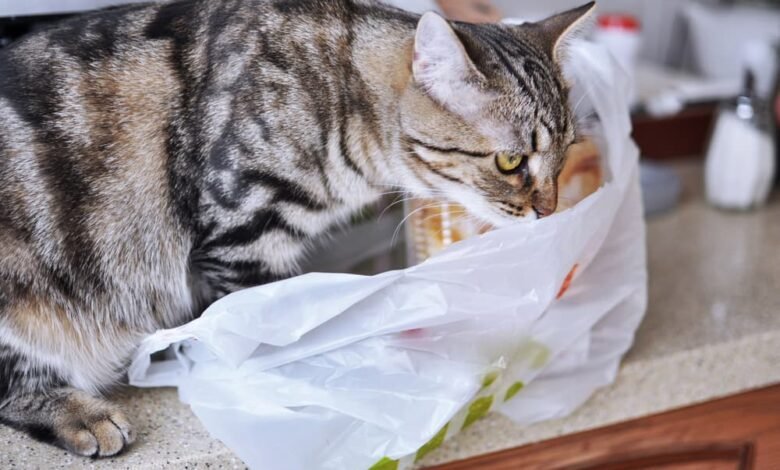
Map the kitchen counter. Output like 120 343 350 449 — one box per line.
2 161 780 469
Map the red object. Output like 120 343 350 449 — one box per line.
598 14 640 31
400 328 425 338
556 264 579 300
774 94 779 127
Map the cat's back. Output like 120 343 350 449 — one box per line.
0 0 410 266
0 1 194 157
0 0 334 165
0 0 339 277
0 0 215 288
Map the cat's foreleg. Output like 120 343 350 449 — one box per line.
0 302 139 456
0 373 135 457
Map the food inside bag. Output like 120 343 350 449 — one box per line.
557 134 604 211
129 41 646 470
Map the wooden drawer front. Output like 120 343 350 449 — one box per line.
430 385 780 470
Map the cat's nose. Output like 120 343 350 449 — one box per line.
533 204 554 218
532 188 557 218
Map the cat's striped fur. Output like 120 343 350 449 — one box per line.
0 0 593 457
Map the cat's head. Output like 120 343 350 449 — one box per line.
397 2 595 226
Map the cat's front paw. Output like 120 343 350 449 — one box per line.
52 391 135 457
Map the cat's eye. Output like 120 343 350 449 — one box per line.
495 152 525 174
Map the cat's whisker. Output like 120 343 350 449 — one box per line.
571 92 588 116
378 195 432 219
373 183 449 199
390 202 445 247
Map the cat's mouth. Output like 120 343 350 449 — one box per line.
462 200 540 228
490 206 539 227
435 185 543 228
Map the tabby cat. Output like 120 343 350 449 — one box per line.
0 0 593 457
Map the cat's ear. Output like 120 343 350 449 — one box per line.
412 12 487 118
533 1 596 63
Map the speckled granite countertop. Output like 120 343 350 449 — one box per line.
3 161 780 469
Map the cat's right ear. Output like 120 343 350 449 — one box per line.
412 12 488 119
531 2 596 63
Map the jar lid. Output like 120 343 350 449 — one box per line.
598 14 640 31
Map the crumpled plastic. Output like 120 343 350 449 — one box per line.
129 41 647 470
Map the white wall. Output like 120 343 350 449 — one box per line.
492 0 717 66
0 0 146 16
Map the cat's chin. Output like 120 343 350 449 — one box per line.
491 211 538 228
449 197 538 229
468 207 538 229
435 191 536 229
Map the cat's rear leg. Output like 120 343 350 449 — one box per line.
0 347 135 457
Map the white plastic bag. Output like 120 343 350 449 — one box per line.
129 41 646 470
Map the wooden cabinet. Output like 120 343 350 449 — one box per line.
430 385 780 470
